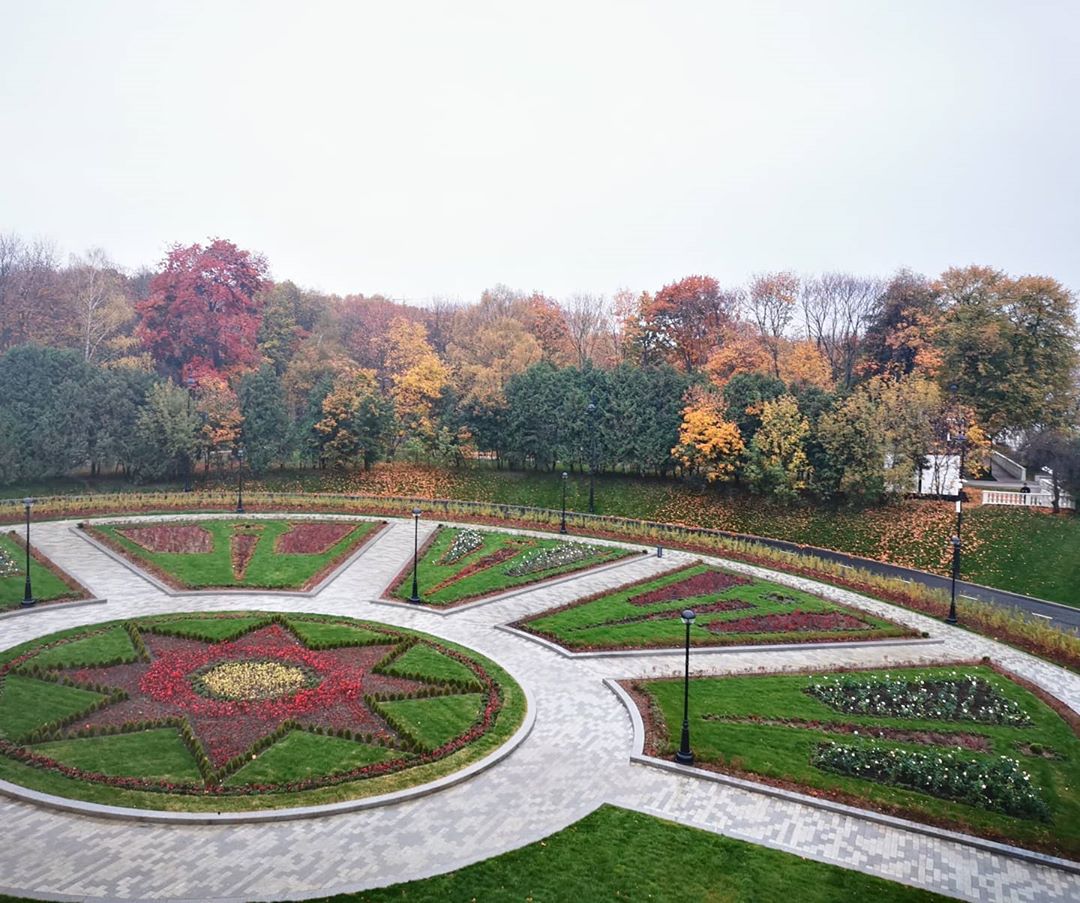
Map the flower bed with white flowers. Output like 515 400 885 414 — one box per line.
629 663 1080 858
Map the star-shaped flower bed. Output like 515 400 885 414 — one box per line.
0 613 522 810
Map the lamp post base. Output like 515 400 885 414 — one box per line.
21 598 35 608
945 613 958 625
674 750 694 765
675 720 693 765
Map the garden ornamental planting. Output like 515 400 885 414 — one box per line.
0 612 523 811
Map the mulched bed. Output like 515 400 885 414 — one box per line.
627 569 750 606
600 598 753 627
118 524 213 554
274 522 356 555
705 611 871 634
428 543 528 595
697 714 993 751
230 532 260 581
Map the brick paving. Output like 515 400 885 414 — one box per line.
0 515 1076 902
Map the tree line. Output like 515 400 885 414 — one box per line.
0 234 1077 505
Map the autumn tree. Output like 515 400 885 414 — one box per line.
563 293 608 368
745 394 812 499
777 339 834 391
384 317 450 450
672 394 746 483
130 379 201 482
194 376 243 467
799 273 883 387
643 276 736 370
861 270 942 378
746 272 799 378
237 365 290 473
136 239 269 378
312 368 393 469
705 324 772 388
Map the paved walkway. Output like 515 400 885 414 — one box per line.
0 515 1077 902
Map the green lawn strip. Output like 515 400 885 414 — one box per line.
638 665 1080 857
0 615 526 811
393 526 629 605
32 728 202 781
224 730 399 785
0 675 105 741
145 615 270 642
24 626 136 669
380 644 483 688
313 804 945 903
285 619 394 648
0 533 77 610
87 519 377 590
524 563 912 650
374 694 486 750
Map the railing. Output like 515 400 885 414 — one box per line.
982 490 1075 510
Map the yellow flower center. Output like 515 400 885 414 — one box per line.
198 661 311 700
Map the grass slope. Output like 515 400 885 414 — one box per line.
314 804 946 903
34 729 201 781
225 731 397 785
638 665 1080 857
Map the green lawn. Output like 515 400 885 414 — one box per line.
0 532 82 610
0 612 525 811
521 562 915 650
392 525 632 605
86 519 380 590
314 804 946 903
636 665 1080 857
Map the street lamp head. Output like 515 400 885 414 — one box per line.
951 534 961 548
587 402 596 414
22 497 33 509
562 471 568 480
412 507 422 519
681 609 695 625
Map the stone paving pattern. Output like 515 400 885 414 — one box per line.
0 515 1076 902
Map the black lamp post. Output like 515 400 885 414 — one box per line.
22 497 34 607
946 526 961 625
183 375 196 492
945 384 965 626
235 447 245 514
559 471 568 534
409 507 422 603
675 608 695 764
586 400 597 514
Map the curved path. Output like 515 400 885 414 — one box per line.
0 515 1077 903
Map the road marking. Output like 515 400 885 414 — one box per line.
1031 613 1054 621
959 594 979 601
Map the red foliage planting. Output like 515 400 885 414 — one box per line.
275 522 355 555
428 544 525 594
706 611 871 634
627 569 750 606
231 533 260 580
119 525 212 554
604 598 752 627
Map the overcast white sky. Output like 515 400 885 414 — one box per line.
2 0 1078 302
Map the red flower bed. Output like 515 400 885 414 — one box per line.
628 569 750 606
119 524 212 554
706 611 871 634
275 522 355 555
231 532 260 580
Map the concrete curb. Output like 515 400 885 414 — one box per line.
603 677 1080 877
0 596 107 622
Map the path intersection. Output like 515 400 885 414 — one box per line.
0 514 1077 903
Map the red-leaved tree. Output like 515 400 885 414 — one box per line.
136 239 269 379
643 275 736 371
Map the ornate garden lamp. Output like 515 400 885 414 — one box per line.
675 608 695 764
559 471 568 534
410 507 422 603
22 497 34 607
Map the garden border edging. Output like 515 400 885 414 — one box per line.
603 677 1080 877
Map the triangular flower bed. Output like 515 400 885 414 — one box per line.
516 561 917 651
387 526 636 607
82 519 386 591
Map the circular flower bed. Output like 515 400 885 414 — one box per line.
0 612 524 812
